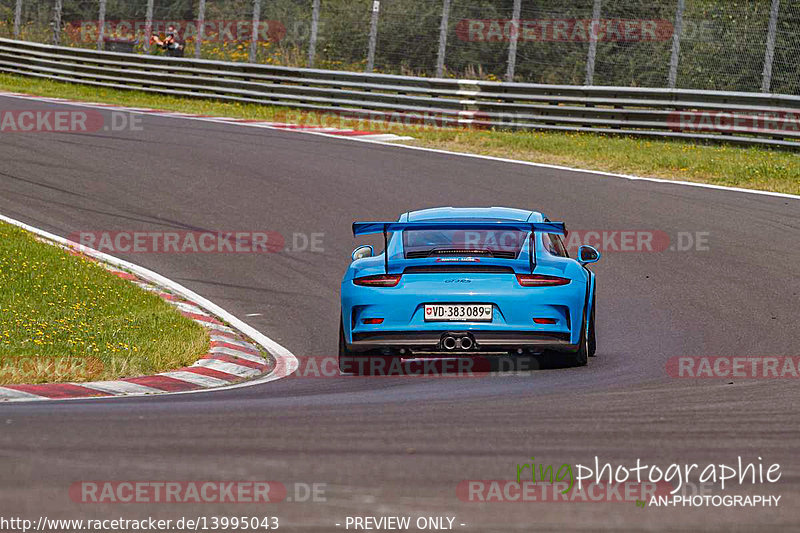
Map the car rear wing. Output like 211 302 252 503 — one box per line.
352 221 566 273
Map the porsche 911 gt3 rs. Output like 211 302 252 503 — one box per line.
339 207 601 372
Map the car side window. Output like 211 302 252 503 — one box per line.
545 233 569 258
541 234 556 255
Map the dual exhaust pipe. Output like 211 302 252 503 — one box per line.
442 334 475 351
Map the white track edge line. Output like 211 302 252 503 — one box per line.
0 91 797 202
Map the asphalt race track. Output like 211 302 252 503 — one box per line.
0 95 798 532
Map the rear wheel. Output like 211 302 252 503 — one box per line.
338 318 398 375
338 320 364 374
588 291 597 358
566 312 589 367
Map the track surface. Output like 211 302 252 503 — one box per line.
0 96 798 531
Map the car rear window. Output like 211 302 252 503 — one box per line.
403 229 529 259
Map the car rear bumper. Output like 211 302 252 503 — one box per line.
342 272 588 347
349 330 575 353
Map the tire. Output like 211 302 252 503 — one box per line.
588 290 597 358
338 317 397 375
566 312 589 367
338 319 363 374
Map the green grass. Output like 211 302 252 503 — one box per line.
0 73 798 195
0 221 209 384
403 129 800 195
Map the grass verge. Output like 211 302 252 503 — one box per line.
0 73 798 195
0 220 209 385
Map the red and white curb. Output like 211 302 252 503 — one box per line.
0 90 413 142
0 213 299 403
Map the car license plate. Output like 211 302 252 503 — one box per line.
424 304 493 322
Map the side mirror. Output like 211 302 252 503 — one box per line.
578 245 601 265
352 245 374 261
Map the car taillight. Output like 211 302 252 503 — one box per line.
353 274 403 287
516 274 570 287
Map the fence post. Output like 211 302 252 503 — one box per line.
13 0 22 39
505 0 521 82
52 0 63 45
308 0 320 67
436 0 452 78
667 0 685 88
97 0 107 50
195 0 206 59
366 1 380 72
250 0 261 63
585 0 602 85
761 0 781 93
145 0 154 53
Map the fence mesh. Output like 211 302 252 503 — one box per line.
313 0 370 71
444 0 510 80
375 0 441 76
515 0 596 85
3 0 800 96
772 0 800 95
95 0 150 53
201 0 258 62
677 0 771 92
1 0 53 43
0 1 12 38
592 0 678 87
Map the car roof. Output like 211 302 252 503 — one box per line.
403 207 544 223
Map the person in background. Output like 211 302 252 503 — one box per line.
151 25 184 57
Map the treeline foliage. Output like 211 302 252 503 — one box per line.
1 0 798 94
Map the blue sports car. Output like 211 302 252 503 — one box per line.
339 207 601 372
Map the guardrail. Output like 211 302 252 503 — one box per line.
1 37 799 149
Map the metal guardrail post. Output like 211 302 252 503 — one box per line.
436 0 452 78
761 0 781 93
250 0 262 63
585 0 602 85
308 0 321 68
145 0 154 54
505 0 521 82
97 0 107 51
196 0 207 59
668 0 685 89
52 0 63 46
13 0 22 40
366 1 381 73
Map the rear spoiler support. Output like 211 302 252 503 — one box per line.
383 224 389 273
352 221 566 274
